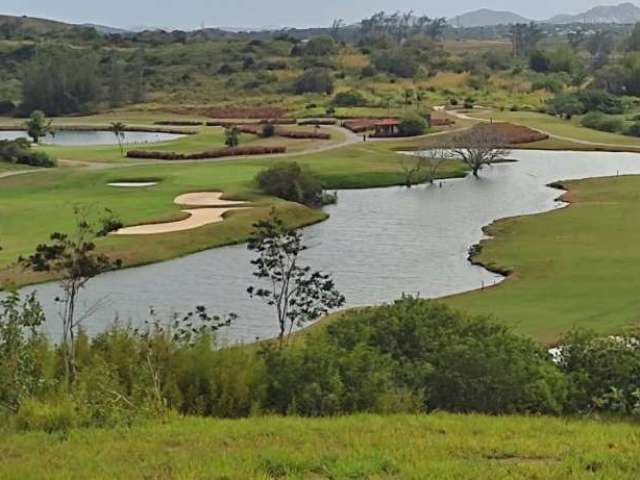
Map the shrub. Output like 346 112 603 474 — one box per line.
256 162 323 207
360 65 377 78
0 139 57 167
372 49 418 78
558 330 640 415
15 398 77 434
270 297 568 415
261 122 276 138
332 90 367 107
302 36 336 57
293 68 334 95
463 97 475 109
581 112 623 133
531 75 565 93
529 50 551 73
626 121 640 137
398 114 428 137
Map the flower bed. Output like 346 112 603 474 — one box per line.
126 145 286 160
298 119 337 126
236 124 331 140
154 120 204 126
477 123 549 144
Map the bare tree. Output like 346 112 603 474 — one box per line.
19 207 122 383
400 146 454 187
247 214 345 345
452 125 511 177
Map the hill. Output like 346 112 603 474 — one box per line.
547 2 640 24
449 9 530 28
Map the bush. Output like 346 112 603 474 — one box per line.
293 68 334 95
559 330 640 415
256 162 324 207
302 36 336 57
0 139 57 167
15 398 77 434
360 65 377 78
581 112 623 133
261 122 276 138
372 49 418 78
332 90 367 107
265 297 567 415
398 114 428 137
626 121 640 137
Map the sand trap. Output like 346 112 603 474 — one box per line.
174 192 247 207
113 191 251 235
108 182 158 188
114 207 250 235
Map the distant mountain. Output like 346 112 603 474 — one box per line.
449 9 531 28
546 2 640 24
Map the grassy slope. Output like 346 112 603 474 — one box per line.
447 175 640 344
2 414 639 479
0 139 467 286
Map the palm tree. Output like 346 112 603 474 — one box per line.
111 122 127 157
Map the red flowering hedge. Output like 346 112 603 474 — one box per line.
126 146 286 160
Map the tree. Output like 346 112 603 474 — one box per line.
398 114 428 137
628 23 640 52
24 110 52 144
256 162 323 207
247 215 345 345
330 19 345 42
400 145 453 187
110 122 127 157
303 36 336 56
511 23 543 57
224 126 240 147
108 58 127 107
21 46 100 116
452 125 511 177
130 49 146 104
19 208 123 383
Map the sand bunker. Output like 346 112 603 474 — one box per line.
174 192 247 207
114 191 251 235
108 182 158 188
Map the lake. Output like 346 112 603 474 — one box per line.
19 149 640 344
0 130 185 146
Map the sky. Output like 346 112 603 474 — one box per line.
2 0 635 30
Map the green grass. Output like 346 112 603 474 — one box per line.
0 139 467 286
2 413 639 479
447 175 640 344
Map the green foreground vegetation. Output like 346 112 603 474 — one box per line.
2 413 639 479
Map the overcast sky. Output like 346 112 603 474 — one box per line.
2 0 635 30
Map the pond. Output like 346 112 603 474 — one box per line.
19 150 640 344
0 130 185 146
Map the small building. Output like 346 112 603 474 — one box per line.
373 119 401 137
